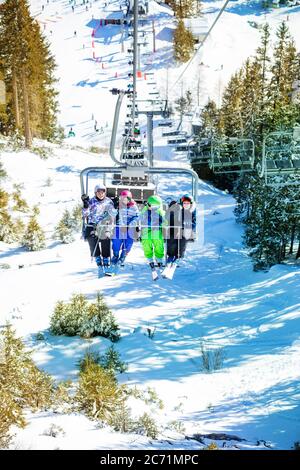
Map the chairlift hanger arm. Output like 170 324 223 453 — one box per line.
80 166 198 202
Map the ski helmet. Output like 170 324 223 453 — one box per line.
180 194 193 204
147 194 162 207
120 189 132 198
94 183 106 193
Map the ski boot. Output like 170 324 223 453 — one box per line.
103 257 113 276
149 261 159 281
156 258 165 269
119 253 126 267
96 256 104 278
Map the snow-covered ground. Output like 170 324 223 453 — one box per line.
1 0 300 450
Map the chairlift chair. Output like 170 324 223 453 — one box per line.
258 127 300 186
210 137 255 174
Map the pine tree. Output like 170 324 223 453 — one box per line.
219 70 244 137
253 23 272 139
0 324 55 447
0 66 8 134
268 22 299 130
0 209 24 243
75 360 124 422
240 59 265 139
198 100 220 138
53 208 81 244
23 214 46 250
170 0 200 18
0 0 58 145
85 292 120 341
174 89 193 121
100 346 127 374
173 20 195 63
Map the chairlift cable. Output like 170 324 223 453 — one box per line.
170 0 231 93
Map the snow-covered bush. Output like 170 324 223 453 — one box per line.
50 293 120 341
109 403 135 433
167 420 186 434
110 406 160 439
0 211 25 243
134 412 159 439
88 145 102 154
31 146 53 160
0 263 10 269
23 214 46 251
8 132 25 151
42 423 66 438
127 385 164 410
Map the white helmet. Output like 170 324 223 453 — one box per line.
94 183 106 193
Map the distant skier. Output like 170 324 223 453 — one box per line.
165 194 196 264
140 195 166 275
81 184 117 276
68 127 75 137
111 190 139 268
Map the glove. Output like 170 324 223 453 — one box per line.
81 194 89 208
112 196 119 209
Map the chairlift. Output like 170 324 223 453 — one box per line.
189 138 212 167
210 137 255 174
258 127 300 186
162 130 186 137
167 137 188 145
158 120 173 128
80 5 198 210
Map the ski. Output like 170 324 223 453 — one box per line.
103 264 114 276
97 266 104 278
161 262 177 280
